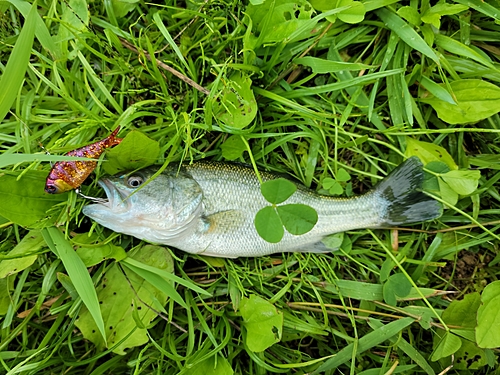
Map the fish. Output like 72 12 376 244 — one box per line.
45 127 122 194
82 157 442 258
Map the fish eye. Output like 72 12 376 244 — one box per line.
127 176 144 188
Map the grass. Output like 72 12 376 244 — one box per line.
1 0 500 374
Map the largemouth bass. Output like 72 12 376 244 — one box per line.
83 157 441 258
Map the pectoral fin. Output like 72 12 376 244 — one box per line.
203 210 245 235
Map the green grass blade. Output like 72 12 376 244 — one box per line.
153 12 191 74
453 0 500 21
313 317 415 373
435 34 496 69
396 337 436 375
419 76 456 105
122 257 211 296
121 261 188 309
6 0 58 57
376 8 439 64
281 69 404 98
41 227 107 345
0 154 96 168
77 51 123 114
0 1 37 123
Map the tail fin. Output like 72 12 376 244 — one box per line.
375 157 442 226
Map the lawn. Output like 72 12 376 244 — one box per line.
1 0 500 374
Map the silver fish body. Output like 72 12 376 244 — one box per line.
83 157 441 258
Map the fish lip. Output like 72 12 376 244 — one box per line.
97 179 131 211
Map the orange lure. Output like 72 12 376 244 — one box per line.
45 127 122 194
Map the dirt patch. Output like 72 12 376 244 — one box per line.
440 251 480 292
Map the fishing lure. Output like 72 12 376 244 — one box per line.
45 127 122 194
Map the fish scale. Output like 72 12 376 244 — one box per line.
83 157 442 258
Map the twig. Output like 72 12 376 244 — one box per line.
120 38 210 96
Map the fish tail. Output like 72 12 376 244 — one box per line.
108 126 122 147
375 157 442 226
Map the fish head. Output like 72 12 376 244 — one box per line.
82 167 204 243
45 178 73 194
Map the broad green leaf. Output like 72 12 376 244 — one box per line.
74 234 127 267
112 0 140 18
431 331 462 361
438 178 459 206
184 355 234 375
294 57 372 73
421 13 441 29
212 72 257 131
104 131 160 175
454 340 489 370
321 232 344 250
376 8 439 63
422 79 500 124
221 135 246 160
0 277 14 315
476 280 500 348
254 206 284 243
0 230 44 278
42 227 107 345
442 292 480 341
337 0 365 24
383 273 412 306
313 317 415 373
336 168 351 182
324 179 343 195
405 138 457 170
0 1 37 123
277 204 318 235
322 177 336 190
75 245 174 354
397 6 421 25
440 170 480 196
260 178 297 204
240 294 283 352
309 0 360 23
0 171 67 227
247 0 316 44
421 4 468 28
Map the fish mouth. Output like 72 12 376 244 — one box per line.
82 179 131 216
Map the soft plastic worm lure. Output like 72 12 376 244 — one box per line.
45 127 122 194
